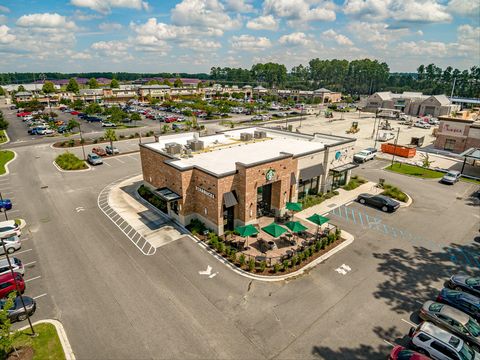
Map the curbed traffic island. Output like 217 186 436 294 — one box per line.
54 152 90 172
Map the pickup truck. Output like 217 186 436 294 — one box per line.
353 148 377 163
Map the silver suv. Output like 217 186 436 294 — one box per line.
409 321 479 359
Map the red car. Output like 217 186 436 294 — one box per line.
16 112 31 117
165 117 177 123
70 111 80 115
146 114 155 120
388 345 430 360
0 272 25 299
92 147 107 157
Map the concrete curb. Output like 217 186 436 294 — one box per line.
52 160 91 173
18 319 75 360
17 218 27 229
0 150 17 177
189 230 354 282
399 192 413 207
1 129 11 145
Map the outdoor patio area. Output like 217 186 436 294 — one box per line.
227 210 338 266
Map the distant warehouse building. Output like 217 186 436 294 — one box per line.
364 92 460 117
140 127 356 235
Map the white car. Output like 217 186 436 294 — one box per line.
0 220 21 238
0 235 21 255
0 257 24 276
101 122 116 127
414 121 432 129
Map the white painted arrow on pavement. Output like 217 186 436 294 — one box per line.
199 265 212 276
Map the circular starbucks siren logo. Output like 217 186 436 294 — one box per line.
266 169 276 181
335 151 342 160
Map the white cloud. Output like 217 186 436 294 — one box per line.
0 5 9 13
91 40 133 61
343 0 452 23
348 21 410 48
279 32 312 46
0 15 7 24
98 22 123 31
322 29 353 46
73 10 103 21
224 0 254 13
456 24 480 57
171 0 242 32
246 15 279 31
397 40 449 56
70 0 149 14
0 25 15 44
447 0 480 17
178 38 221 51
70 52 92 60
231 35 272 51
263 0 336 27
16 13 77 29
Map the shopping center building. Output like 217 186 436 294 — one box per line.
140 127 356 235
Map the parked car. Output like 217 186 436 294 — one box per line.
448 276 480 297
0 220 21 238
0 272 25 299
429 118 439 125
0 235 21 255
43 129 55 135
92 147 107 157
388 345 431 360
353 148 377 163
0 199 12 211
0 257 24 277
57 125 68 134
101 121 116 127
420 300 480 350
165 117 177 123
441 170 462 185
70 111 80 115
172 123 185 130
87 153 103 166
0 295 36 323
356 194 400 212
105 145 119 155
28 126 47 135
86 116 102 122
437 288 480 321
251 115 263 121
414 121 432 129
409 321 478 359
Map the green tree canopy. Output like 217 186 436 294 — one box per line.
42 81 56 94
87 78 99 89
173 78 183 88
162 79 172 86
85 102 102 115
110 78 119 88
147 79 159 85
66 78 80 93
17 85 26 92
0 86 5 96
130 113 141 122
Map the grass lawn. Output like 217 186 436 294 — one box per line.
55 152 87 170
0 150 14 175
386 163 443 178
0 130 8 144
461 177 480 185
13 323 65 360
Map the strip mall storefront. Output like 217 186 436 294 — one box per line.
140 128 356 235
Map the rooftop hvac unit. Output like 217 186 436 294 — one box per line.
165 143 182 155
254 130 267 139
240 132 253 141
189 140 204 151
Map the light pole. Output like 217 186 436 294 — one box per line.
391 127 401 166
1 238 35 335
78 123 86 160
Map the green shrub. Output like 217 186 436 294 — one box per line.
381 183 408 202
335 228 341 239
273 263 280 273
230 251 237 263
129 134 135 139
343 175 367 191
239 254 246 266
55 152 87 170
259 261 267 272
248 258 255 272
305 247 311 257
59 141 66 147
217 242 225 253
300 190 339 209
119 134 125 139
291 256 298 267
138 185 168 212
282 260 289 271
309 246 315 256
187 218 207 234
315 240 321 252
328 233 335 245
68 139 75 147
93 138 98 144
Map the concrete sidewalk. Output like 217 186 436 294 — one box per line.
296 181 382 220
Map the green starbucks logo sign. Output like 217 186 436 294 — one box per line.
266 169 276 181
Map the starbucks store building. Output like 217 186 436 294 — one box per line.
140 127 356 235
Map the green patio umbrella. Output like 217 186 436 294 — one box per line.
235 224 259 249
306 214 330 238
261 223 288 238
286 202 303 212
284 221 308 233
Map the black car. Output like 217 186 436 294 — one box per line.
448 275 480 297
356 193 400 212
0 295 36 323
437 288 480 321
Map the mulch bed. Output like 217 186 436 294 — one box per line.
7 346 34 360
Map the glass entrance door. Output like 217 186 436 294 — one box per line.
331 171 347 189
257 184 272 217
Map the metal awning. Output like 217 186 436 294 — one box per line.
459 148 480 160
330 163 359 173
299 164 324 180
153 187 182 202
223 191 238 208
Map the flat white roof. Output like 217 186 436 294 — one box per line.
144 127 336 175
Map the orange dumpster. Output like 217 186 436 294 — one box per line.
381 143 416 158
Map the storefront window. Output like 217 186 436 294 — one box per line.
171 201 179 215
444 139 456 151
298 176 320 199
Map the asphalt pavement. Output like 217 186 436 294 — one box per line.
1 107 479 359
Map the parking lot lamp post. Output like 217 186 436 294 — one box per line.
0 192 8 221
391 127 401 166
1 237 35 336
78 123 86 161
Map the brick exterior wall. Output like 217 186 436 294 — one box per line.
433 120 480 153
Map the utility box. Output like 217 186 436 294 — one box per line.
410 136 425 147
240 132 253 141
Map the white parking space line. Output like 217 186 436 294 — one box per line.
113 157 125 164
401 318 416 327
103 161 112 167
23 261 36 267
25 275 41 283
6 209 19 213
128 155 139 161
33 293 48 300
383 339 395 347
20 237 30 241
0 248 33 258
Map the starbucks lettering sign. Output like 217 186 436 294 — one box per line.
266 169 276 181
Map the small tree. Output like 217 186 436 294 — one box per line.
0 293 20 358
239 254 246 267
0 86 5 96
110 78 120 89
87 78 99 89
162 124 169 134
104 128 117 150
85 103 102 115
42 81 56 94
130 112 141 125
17 85 26 92
420 153 434 168
259 261 267 272
66 78 79 93
248 258 255 272
174 78 183 88
67 119 80 132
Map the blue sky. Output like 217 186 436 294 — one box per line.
0 0 478 73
